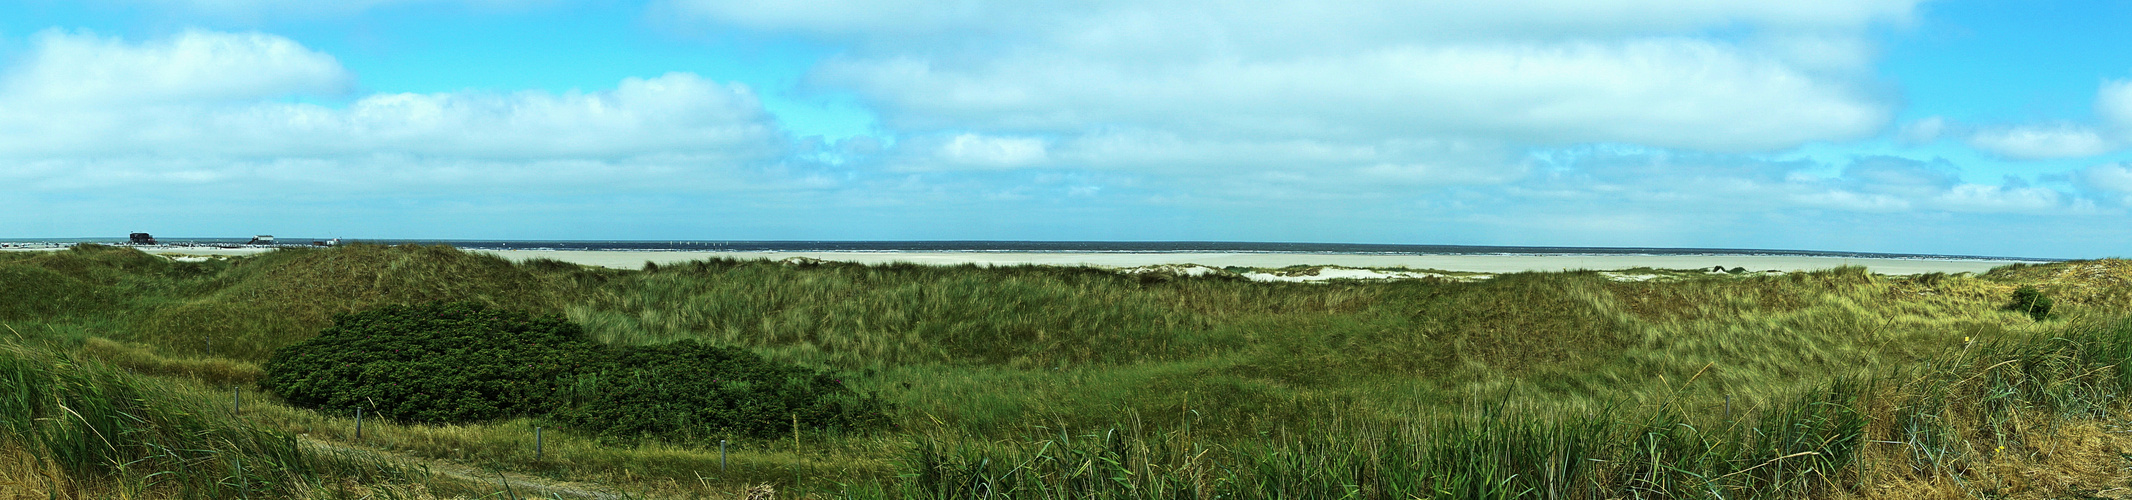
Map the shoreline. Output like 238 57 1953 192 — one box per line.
476 250 2026 275
5 246 2041 275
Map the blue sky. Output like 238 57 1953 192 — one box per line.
2 0 2129 258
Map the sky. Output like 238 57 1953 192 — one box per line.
1 1 2129 259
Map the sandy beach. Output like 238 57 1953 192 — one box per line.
7 245 2039 275
469 250 2028 275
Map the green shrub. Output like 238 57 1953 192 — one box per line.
262 302 891 441
551 340 893 442
2007 285 2053 321
261 302 602 423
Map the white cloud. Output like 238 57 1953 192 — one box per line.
3 29 350 106
666 0 1911 181
1965 79 2132 159
122 0 553 17
817 40 1887 152
1966 124 2118 160
1357 162 1527 186
936 133 1048 168
2085 163 2132 194
2100 79 2132 131
671 0 1916 45
0 30 783 162
0 29 789 201
1792 190 1911 212
1895 116 1946 145
1933 184 2065 212
1511 151 2095 217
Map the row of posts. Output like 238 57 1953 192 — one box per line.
230 389 747 470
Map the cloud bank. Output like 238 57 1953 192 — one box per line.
1966 79 2132 159
0 29 787 194
673 0 1911 182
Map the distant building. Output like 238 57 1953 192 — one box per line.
246 235 275 245
129 233 156 245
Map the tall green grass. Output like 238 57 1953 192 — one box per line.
4 245 2126 497
0 339 421 498
853 318 2132 499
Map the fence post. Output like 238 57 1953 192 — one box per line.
721 440 728 470
535 427 543 459
233 387 241 415
355 408 363 439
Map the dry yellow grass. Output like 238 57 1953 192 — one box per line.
80 337 263 386
1844 417 2132 500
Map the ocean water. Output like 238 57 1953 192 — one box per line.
0 238 2057 262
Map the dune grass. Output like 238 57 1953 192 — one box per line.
1 244 2128 498
0 337 431 499
853 317 2132 499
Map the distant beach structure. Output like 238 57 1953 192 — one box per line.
129 232 156 245
246 235 275 245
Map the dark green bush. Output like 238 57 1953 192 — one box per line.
2006 286 2053 321
551 340 893 441
260 302 600 423
263 302 891 440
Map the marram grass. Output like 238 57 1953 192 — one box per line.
0 338 424 499
2 244 2130 498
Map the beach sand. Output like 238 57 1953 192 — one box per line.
469 249 2027 275
14 246 2034 276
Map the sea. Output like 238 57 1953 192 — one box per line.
0 238 2060 262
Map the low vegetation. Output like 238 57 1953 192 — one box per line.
2006 285 2054 321
0 338 423 498
550 339 894 442
265 301 891 441
0 243 2127 498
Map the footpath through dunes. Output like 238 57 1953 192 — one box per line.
1 243 2131 498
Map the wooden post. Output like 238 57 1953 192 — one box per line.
721 440 728 470
355 408 363 439
233 387 241 415
535 427 543 459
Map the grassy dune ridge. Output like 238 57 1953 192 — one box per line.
1 243 2128 498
